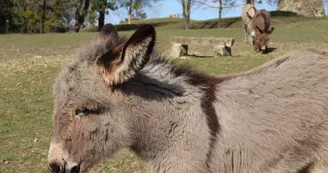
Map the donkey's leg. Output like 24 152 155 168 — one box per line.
243 24 248 43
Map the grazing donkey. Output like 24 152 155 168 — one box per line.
251 9 275 52
241 4 257 45
48 24 328 173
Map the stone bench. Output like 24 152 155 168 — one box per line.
170 36 235 58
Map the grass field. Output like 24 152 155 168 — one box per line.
1 16 328 173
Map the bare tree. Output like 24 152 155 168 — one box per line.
180 0 195 30
196 0 237 28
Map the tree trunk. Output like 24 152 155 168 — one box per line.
127 0 133 24
5 19 9 34
98 9 105 31
183 14 190 30
40 0 46 33
73 0 90 32
277 0 326 17
23 4 28 33
182 0 192 30
218 0 222 28
246 0 254 5
128 14 131 24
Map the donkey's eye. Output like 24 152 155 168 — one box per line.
75 108 87 116
74 107 101 116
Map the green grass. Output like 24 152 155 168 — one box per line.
1 16 328 173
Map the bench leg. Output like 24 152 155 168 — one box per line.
213 45 232 57
170 44 188 58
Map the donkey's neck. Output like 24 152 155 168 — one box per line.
118 59 227 172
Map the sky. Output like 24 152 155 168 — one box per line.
105 0 278 24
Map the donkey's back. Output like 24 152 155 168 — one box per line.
211 49 328 173
252 9 272 34
242 4 256 24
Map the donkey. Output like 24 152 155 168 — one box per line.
251 9 275 52
241 4 257 45
48 24 328 173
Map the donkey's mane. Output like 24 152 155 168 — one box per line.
147 53 229 87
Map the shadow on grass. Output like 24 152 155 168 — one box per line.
262 47 277 54
182 54 235 59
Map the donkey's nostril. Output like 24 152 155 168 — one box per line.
70 164 80 173
49 162 61 173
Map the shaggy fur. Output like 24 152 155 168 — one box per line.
241 4 257 45
48 24 328 173
251 9 275 52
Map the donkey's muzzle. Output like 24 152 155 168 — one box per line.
48 162 63 173
70 164 81 173
48 161 80 173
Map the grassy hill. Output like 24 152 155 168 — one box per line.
82 11 327 32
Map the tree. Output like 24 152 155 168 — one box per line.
56 0 78 29
84 10 97 27
73 0 91 32
40 0 46 33
180 0 195 30
196 0 236 28
118 0 160 24
11 0 29 32
135 9 147 19
0 0 77 33
90 0 117 31
0 0 13 33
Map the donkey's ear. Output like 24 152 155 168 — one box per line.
100 23 118 38
267 27 274 35
97 24 156 87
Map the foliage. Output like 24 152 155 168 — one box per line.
0 0 76 33
118 0 161 23
133 9 147 19
122 9 147 22
86 10 98 27
90 0 117 12
90 0 118 30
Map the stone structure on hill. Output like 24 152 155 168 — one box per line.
277 0 326 17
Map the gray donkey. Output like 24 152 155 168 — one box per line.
48 24 328 173
242 4 257 45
